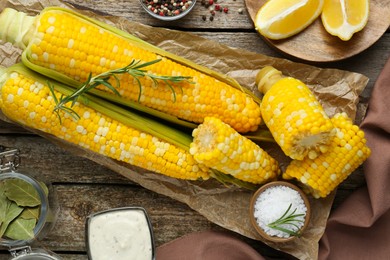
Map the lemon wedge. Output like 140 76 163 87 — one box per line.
321 0 369 41
255 0 324 40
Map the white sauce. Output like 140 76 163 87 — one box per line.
88 209 153 260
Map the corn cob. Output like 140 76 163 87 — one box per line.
0 7 261 133
0 64 210 181
283 113 371 198
256 66 334 160
190 117 281 184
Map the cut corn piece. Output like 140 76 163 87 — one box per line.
190 117 281 184
256 66 334 160
0 64 210 181
283 112 371 198
0 7 261 133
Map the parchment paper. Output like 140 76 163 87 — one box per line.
0 1 369 259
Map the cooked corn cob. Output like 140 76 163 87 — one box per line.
283 112 371 198
190 117 281 184
0 7 261 133
256 66 334 160
0 64 210 181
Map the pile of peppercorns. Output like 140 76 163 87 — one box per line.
143 0 194 17
200 0 243 21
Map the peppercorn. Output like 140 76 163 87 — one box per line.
223 7 228 13
143 0 194 17
202 15 207 21
209 15 214 21
215 4 221 11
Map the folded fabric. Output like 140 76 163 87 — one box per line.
157 59 390 260
318 57 390 259
156 231 265 260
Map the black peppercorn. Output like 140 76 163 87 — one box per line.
143 0 194 17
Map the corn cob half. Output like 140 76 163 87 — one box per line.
0 7 261 133
190 117 281 184
0 64 210 181
283 113 371 198
256 66 334 160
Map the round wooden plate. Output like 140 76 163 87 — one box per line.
244 0 390 63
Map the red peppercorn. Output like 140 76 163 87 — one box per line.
208 0 214 5
223 7 228 13
215 4 221 11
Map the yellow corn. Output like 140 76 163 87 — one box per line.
283 112 371 198
190 117 281 184
0 7 261 133
256 66 334 160
0 64 210 181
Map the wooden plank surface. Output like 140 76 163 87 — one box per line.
245 0 390 62
63 0 254 29
0 0 389 259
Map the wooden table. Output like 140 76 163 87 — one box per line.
0 1 389 259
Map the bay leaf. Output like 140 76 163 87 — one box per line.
4 218 35 240
39 181 49 197
4 179 41 207
19 206 40 220
0 182 8 223
0 201 23 237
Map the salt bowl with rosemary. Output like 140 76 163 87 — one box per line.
250 181 310 242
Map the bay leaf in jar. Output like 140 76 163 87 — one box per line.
4 179 41 207
0 179 48 241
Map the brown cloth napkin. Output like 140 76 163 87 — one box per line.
318 57 390 259
157 231 266 260
157 58 390 260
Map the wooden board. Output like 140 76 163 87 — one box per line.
245 0 390 63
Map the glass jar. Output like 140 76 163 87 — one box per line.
0 146 61 260
85 207 155 260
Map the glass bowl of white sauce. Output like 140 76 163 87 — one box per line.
85 207 155 260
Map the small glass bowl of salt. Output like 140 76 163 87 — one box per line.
249 181 311 243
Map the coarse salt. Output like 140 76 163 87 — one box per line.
253 185 307 238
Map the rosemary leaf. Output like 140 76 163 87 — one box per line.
50 58 193 122
267 203 305 237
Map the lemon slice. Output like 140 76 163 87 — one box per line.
321 0 369 41
255 0 324 40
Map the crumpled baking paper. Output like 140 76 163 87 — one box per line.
0 1 369 259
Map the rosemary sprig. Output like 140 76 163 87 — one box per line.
48 58 193 122
267 203 305 237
